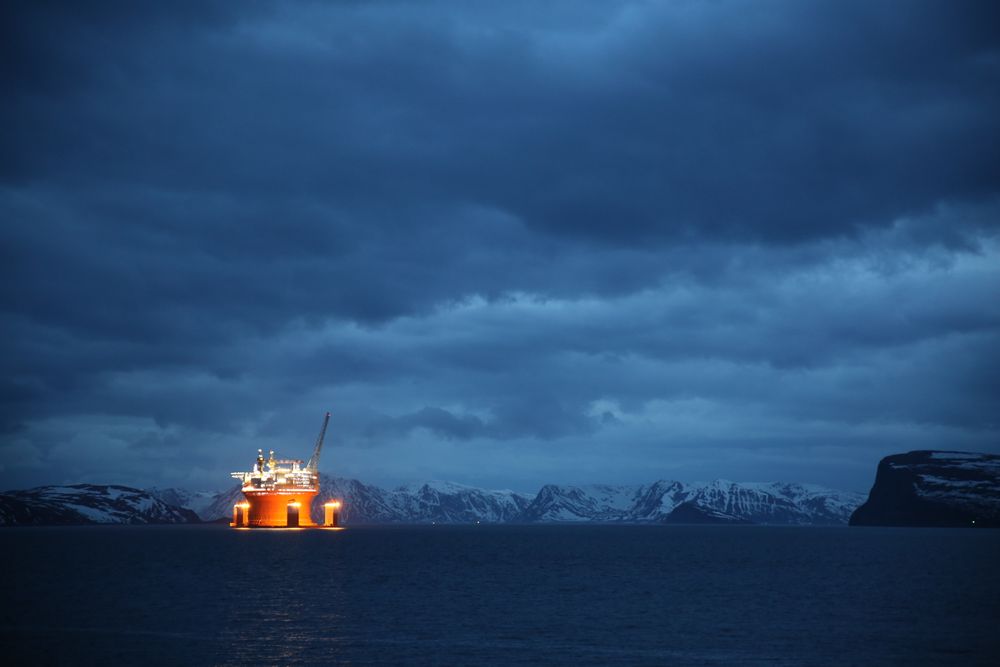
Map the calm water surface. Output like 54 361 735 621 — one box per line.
2 525 998 665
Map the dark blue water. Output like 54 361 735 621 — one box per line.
2 525 998 665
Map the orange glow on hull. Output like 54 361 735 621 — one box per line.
243 490 318 527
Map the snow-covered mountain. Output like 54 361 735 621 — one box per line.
666 480 864 525
519 484 647 522
851 450 1000 527
0 484 200 526
190 478 863 525
518 480 864 525
380 480 531 523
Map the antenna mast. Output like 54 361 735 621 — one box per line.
306 412 330 472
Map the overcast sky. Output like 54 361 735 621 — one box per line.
2 1 998 494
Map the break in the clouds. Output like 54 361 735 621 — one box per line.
1 1 998 493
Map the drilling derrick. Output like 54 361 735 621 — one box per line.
230 412 334 527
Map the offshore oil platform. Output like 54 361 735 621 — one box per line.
229 412 343 528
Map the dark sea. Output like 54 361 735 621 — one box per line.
2 525 998 666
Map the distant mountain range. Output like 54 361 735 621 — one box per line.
6 451 996 527
1 478 863 526
183 477 865 526
849 450 1000 527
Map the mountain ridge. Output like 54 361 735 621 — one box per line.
9 450 996 527
1 478 869 527
181 477 865 526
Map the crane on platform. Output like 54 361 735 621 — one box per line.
306 411 330 472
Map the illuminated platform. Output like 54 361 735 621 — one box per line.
229 413 344 528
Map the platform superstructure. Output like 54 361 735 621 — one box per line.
230 412 340 527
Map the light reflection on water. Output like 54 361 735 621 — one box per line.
2 524 999 665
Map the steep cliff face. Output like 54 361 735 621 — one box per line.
850 451 1000 527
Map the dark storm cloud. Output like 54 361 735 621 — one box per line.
1 1 998 491
5 1 999 241
366 407 488 442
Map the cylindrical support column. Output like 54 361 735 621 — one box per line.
232 503 248 527
287 501 300 527
324 501 342 527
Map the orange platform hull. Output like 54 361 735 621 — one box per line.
243 490 318 527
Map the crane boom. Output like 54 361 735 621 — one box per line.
306 411 330 472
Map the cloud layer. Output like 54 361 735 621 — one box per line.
2 1 998 492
